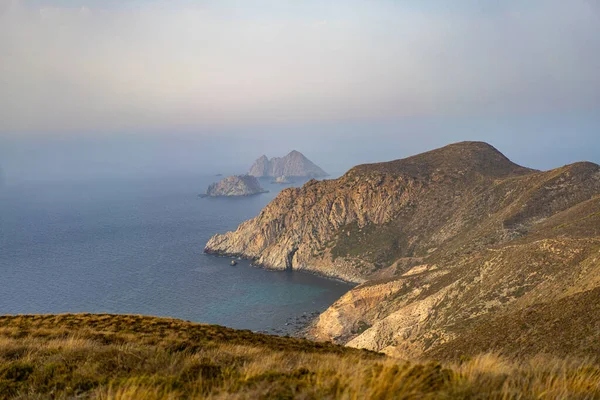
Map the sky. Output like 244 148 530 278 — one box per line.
0 0 599 182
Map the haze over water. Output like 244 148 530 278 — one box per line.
1 0 599 336
0 175 352 333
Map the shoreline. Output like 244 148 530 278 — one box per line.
203 251 363 285
255 309 323 338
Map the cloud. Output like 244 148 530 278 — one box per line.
0 0 598 134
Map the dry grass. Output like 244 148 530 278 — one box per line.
0 314 599 399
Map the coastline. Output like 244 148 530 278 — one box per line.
203 250 363 285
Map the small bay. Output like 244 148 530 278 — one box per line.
0 174 352 334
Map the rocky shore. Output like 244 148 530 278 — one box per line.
255 310 322 337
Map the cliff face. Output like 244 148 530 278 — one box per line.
247 150 328 178
206 141 600 360
204 175 267 197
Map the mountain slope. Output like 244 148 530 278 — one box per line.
247 150 328 178
206 141 571 281
428 286 600 361
205 141 600 360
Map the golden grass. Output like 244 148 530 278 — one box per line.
0 314 599 399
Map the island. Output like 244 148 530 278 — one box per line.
201 175 267 197
248 150 328 178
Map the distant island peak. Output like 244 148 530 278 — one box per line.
248 150 328 178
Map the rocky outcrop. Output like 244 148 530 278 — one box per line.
205 141 600 360
248 151 328 178
203 175 267 197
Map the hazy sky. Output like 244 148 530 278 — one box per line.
0 0 599 181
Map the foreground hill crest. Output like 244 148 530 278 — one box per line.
206 141 600 360
4 314 600 398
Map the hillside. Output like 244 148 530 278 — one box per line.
1 314 600 399
248 151 328 178
205 141 600 360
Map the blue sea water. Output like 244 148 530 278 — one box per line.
0 175 352 333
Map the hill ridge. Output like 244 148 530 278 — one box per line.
347 141 534 178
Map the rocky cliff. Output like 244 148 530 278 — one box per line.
205 141 600 360
203 175 267 197
248 150 328 178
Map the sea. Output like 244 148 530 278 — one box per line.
0 174 352 334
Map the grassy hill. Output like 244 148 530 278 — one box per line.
1 314 600 399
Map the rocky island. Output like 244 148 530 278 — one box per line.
202 175 267 197
248 150 328 178
206 141 600 361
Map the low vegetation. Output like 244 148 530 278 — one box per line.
1 314 599 399
331 221 408 269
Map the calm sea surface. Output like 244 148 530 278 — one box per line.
0 175 352 333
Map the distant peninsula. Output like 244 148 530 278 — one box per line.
248 150 328 178
202 175 267 197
